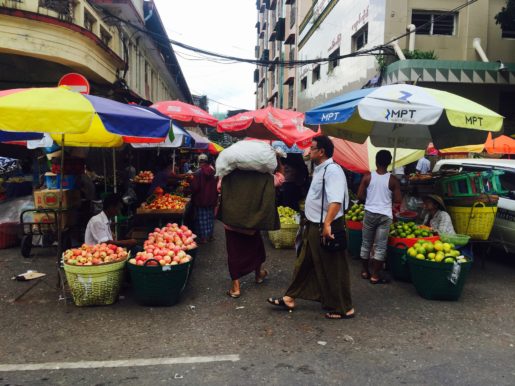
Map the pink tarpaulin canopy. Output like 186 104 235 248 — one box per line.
217 106 318 148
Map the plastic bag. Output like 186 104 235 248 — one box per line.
0 196 34 224
215 141 277 178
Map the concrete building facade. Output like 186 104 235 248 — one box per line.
0 0 191 104
255 0 515 133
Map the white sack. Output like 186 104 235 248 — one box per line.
215 141 277 178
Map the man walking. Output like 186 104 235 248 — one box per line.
358 150 402 284
268 135 354 320
191 154 218 244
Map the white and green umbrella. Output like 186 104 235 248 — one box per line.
305 84 504 150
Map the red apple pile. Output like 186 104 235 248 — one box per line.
143 194 187 211
129 223 196 267
134 170 154 183
63 244 128 266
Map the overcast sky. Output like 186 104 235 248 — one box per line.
153 0 257 114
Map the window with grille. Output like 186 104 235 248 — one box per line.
100 27 111 47
312 65 320 83
300 76 307 91
501 27 515 39
412 10 457 36
288 84 294 109
328 48 339 73
352 24 368 51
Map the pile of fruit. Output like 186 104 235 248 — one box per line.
389 222 434 238
134 171 154 183
129 223 196 266
278 206 299 225
142 194 187 211
63 244 128 266
407 239 468 264
345 203 365 222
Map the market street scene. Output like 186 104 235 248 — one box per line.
0 0 515 385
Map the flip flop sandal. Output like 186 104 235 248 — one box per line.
361 271 371 280
325 312 356 320
267 297 294 311
255 269 269 284
226 290 241 298
370 277 390 285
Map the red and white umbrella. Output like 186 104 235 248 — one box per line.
217 106 318 149
151 100 218 128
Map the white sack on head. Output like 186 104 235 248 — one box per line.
215 141 278 178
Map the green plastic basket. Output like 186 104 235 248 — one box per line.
386 242 411 282
128 259 192 306
439 233 471 246
408 256 472 301
63 259 127 306
347 228 362 259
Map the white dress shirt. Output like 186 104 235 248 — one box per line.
305 158 349 223
85 211 113 246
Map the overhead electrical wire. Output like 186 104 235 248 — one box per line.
99 0 478 68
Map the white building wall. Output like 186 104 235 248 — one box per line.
297 0 386 112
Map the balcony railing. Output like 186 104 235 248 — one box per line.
39 0 74 22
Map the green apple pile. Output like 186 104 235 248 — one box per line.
278 206 299 225
345 203 364 222
408 239 468 264
389 222 434 239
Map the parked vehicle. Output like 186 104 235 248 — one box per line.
433 159 515 254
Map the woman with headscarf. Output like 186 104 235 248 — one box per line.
422 194 455 235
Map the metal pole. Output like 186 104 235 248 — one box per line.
57 134 65 261
112 148 117 194
102 149 107 193
392 134 398 171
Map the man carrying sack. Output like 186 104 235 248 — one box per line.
267 135 355 320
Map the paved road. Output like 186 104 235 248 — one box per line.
1 222 515 385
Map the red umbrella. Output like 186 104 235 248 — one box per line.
217 106 318 148
151 100 218 128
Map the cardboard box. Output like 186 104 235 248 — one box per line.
33 189 81 210
33 210 77 231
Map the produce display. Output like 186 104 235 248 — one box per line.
142 194 187 211
407 239 468 264
129 223 196 266
278 206 300 225
389 222 434 238
63 244 128 266
134 170 154 184
345 203 365 221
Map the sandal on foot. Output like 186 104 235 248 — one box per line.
325 311 355 320
267 297 294 311
370 276 390 285
361 271 371 280
226 290 240 298
255 269 269 284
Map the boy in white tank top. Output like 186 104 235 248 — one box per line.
357 150 402 284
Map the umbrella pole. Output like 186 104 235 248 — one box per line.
102 149 107 193
112 148 118 239
57 134 66 301
173 149 176 172
392 134 398 171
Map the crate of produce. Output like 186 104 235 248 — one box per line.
447 202 498 240
388 221 439 247
62 244 129 306
268 223 299 249
128 259 192 306
386 242 411 282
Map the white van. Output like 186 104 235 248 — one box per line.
433 159 515 254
